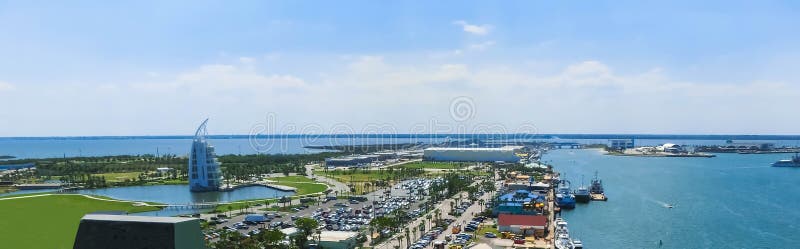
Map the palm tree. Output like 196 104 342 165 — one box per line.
449 201 455 215
434 209 442 225
404 228 410 246
478 199 486 213
396 235 404 248
369 227 375 245
426 214 433 230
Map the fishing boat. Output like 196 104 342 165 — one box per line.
574 176 591 203
556 193 576 209
589 171 607 201
772 153 800 167
556 179 577 209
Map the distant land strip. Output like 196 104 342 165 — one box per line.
2 134 800 140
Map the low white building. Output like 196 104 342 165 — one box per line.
316 231 358 249
423 146 521 163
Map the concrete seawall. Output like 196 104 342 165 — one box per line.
219 183 297 192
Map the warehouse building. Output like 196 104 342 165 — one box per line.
497 214 548 237
423 146 521 163
73 214 205 249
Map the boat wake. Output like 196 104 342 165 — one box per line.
647 198 675 209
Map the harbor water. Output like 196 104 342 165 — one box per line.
545 149 800 248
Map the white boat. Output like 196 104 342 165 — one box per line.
772 153 800 167
554 218 575 249
573 239 584 249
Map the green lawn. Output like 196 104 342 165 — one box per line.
398 161 470 169
0 194 161 249
266 175 316 183
323 171 398 183
273 182 328 195
94 171 142 183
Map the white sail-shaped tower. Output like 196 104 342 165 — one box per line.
188 119 222 192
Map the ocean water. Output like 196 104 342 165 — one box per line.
545 149 800 249
0 137 447 159
1 136 799 159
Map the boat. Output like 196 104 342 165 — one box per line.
589 171 608 201
556 193 576 209
554 218 575 249
556 179 576 209
772 153 800 167
574 176 590 203
574 186 590 203
573 239 584 249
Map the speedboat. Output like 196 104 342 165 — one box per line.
573 239 584 249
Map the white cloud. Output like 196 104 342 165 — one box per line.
468 41 496 51
2 54 799 136
453 20 491 35
0 81 15 91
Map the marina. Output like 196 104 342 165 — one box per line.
545 148 800 248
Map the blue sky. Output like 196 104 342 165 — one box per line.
1 1 799 136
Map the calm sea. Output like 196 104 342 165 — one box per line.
2 136 799 159
545 149 800 249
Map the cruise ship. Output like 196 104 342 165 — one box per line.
772 153 800 167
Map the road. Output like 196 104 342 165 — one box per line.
305 164 350 195
373 177 495 249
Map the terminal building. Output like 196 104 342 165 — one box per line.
188 119 222 192
609 139 635 150
423 146 521 163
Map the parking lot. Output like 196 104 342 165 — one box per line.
201 177 443 242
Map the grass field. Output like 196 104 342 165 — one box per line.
273 182 328 195
0 194 161 249
398 161 470 169
266 175 316 183
94 171 142 183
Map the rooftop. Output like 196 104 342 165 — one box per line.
425 147 517 151
319 231 359 241
81 214 197 224
497 214 547 227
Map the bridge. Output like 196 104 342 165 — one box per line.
548 142 583 149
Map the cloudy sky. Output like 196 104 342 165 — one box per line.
1 1 799 136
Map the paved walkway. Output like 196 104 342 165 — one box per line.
305 164 350 194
